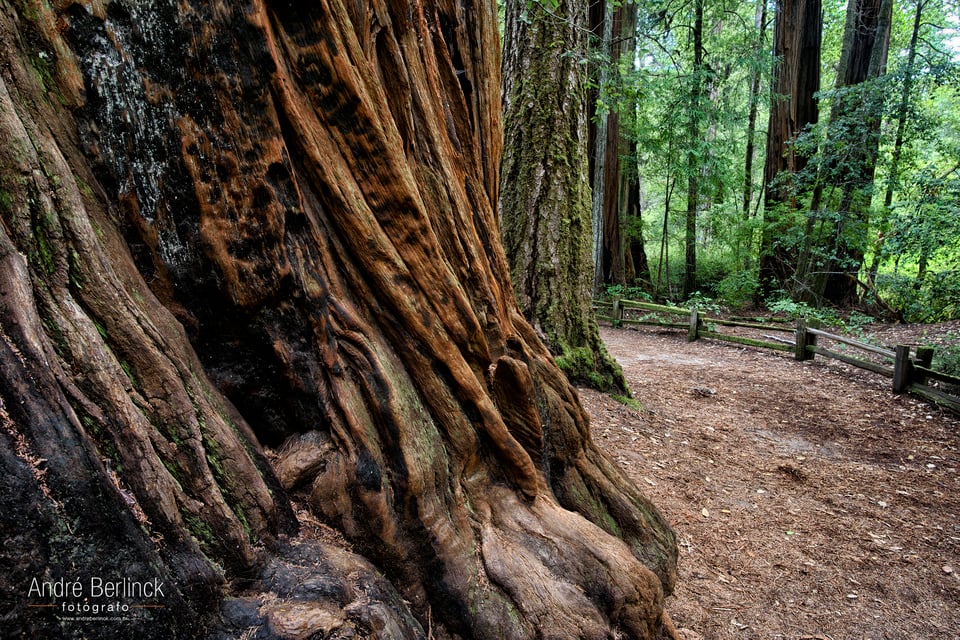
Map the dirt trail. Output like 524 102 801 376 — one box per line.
583 326 960 640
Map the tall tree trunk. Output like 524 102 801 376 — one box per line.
500 0 629 394
1 1 678 638
758 0 822 298
869 0 925 283
612 4 647 291
602 103 626 286
589 1 643 291
657 170 676 298
589 1 614 293
683 0 705 298
742 0 768 268
820 0 893 305
626 169 653 289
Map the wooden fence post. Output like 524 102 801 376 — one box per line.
795 319 817 361
612 298 622 328
915 346 934 385
893 345 912 393
688 309 700 342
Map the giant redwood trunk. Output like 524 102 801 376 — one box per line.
758 0 822 297
0 0 677 638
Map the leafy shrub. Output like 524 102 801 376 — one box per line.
715 270 759 309
845 311 876 336
600 283 652 303
765 295 813 318
933 342 960 377
929 333 960 394
877 271 960 323
765 293 843 326
694 256 733 297
679 291 722 315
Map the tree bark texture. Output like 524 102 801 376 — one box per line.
758 0 822 297
0 0 676 638
500 0 630 395
588 0 613 294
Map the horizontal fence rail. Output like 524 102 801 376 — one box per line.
805 327 896 359
596 297 960 415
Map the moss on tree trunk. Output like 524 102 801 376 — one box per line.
500 0 630 395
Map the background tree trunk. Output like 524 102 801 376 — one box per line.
683 0 705 298
0 0 676 638
626 173 654 288
868 0 926 284
500 0 630 394
819 0 893 305
758 0 822 298
742 0 768 269
588 1 645 292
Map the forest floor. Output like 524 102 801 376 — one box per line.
583 321 960 640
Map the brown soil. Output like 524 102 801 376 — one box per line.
583 324 960 640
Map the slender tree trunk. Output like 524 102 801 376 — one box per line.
1 1 678 638
684 0 705 298
607 3 641 287
743 0 768 221
758 0 822 298
869 0 925 282
500 0 629 393
917 249 929 287
742 0 768 269
658 174 675 297
626 170 653 288
590 3 614 293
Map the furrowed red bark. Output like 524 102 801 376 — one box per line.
0 0 677 637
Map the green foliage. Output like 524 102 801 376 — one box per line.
765 293 843 326
583 0 960 322
844 310 876 335
764 295 809 318
715 270 759 309
600 283 651 302
882 173 960 270
870 99 960 322
677 291 721 315
930 333 960 379
877 271 960 323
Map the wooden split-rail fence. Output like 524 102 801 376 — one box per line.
595 297 960 414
